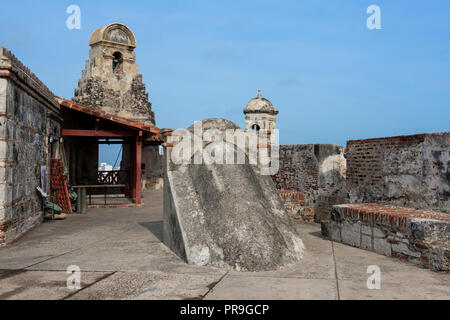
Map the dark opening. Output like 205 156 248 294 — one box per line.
112 52 123 74
252 124 260 131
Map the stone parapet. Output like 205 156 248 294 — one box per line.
321 203 450 271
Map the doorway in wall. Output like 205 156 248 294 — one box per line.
96 139 130 203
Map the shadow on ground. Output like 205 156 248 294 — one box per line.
138 221 163 242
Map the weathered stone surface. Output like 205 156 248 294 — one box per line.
429 247 450 271
341 221 361 248
163 119 304 271
272 144 347 222
243 90 278 131
0 46 62 246
142 145 164 190
373 238 392 256
361 234 372 251
346 132 450 214
73 23 155 125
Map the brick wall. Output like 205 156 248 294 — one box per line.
0 47 62 246
272 144 347 222
346 132 450 214
277 190 313 221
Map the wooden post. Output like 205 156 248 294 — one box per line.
135 132 142 204
130 139 136 200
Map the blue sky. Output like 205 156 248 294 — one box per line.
1 0 449 164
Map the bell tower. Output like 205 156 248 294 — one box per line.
73 23 155 124
244 89 278 132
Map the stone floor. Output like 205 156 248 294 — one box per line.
0 189 448 300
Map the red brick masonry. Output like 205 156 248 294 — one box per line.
345 132 449 214
277 190 313 222
346 134 425 189
338 203 450 233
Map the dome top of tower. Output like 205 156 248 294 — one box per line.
243 89 278 115
89 23 137 49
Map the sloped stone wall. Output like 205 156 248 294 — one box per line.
162 119 305 271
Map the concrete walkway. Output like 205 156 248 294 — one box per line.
0 190 448 300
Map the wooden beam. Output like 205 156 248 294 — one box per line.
96 141 128 145
61 129 137 138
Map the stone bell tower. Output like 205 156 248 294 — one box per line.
73 23 155 124
244 89 278 131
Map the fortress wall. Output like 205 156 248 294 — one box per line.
0 47 62 246
272 144 347 222
346 132 450 214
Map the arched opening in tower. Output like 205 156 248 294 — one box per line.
112 51 123 74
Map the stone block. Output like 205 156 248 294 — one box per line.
395 231 406 239
361 234 372 251
373 226 386 238
392 242 421 258
324 204 449 271
408 218 449 243
429 247 449 271
0 183 13 207
341 221 361 247
0 79 7 114
0 140 8 159
330 223 341 242
361 223 372 236
374 238 392 256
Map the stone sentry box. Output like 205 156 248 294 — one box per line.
322 204 450 271
0 46 63 246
